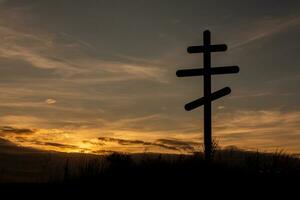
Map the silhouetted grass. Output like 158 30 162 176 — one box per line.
1 148 299 195
54 148 300 186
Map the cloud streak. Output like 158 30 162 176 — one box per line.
231 15 300 49
45 98 56 104
34 141 78 149
98 137 198 153
0 23 167 83
214 110 300 152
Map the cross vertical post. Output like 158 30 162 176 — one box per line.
176 30 239 161
203 30 212 161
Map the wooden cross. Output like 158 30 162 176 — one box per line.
176 30 239 160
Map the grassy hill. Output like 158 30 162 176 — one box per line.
0 141 299 195
1 141 299 183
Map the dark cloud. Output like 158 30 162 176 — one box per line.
34 141 79 149
44 142 77 149
99 137 146 145
91 149 118 154
98 137 199 152
0 126 35 135
156 139 200 152
82 140 105 146
98 137 179 151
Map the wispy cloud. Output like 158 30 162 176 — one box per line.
214 110 300 152
230 91 273 99
0 26 84 76
231 15 300 49
45 98 56 104
0 115 45 128
0 23 167 82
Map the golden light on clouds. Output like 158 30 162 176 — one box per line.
0 110 299 155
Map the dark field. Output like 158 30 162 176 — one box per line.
0 138 299 196
1 143 300 186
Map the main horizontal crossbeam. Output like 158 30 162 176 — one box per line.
187 44 227 53
176 66 239 77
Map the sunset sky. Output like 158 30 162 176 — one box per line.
0 0 299 155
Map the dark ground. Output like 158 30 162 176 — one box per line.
0 139 299 196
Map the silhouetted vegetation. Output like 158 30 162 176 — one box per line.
1 148 299 195
53 148 300 186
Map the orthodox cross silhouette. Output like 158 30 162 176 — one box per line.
176 30 239 160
